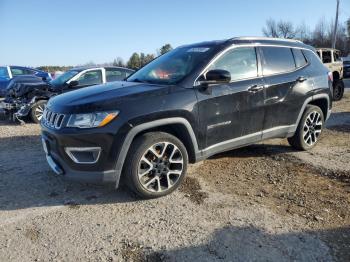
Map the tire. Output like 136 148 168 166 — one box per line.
288 105 324 151
30 100 47 123
332 80 344 101
124 132 188 199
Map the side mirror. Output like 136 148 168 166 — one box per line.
68 80 79 88
198 69 231 86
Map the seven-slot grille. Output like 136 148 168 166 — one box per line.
42 108 66 129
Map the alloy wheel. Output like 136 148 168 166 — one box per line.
303 111 322 146
35 104 45 121
138 142 184 193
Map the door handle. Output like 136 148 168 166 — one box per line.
296 76 307 82
248 85 264 92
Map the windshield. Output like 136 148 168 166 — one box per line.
127 46 214 85
0 67 9 79
50 70 79 86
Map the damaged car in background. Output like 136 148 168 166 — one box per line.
0 66 134 123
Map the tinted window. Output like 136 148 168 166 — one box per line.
292 49 307 68
125 70 133 78
10 68 26 76
77 70 102 86
209 47 258 81
0 67 9 78
333 52 341 62
322 51 332 63
106 68 125 82
261 47 295 75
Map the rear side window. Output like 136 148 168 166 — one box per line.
106 68 125 82
322 51 332 63
292 49 307 68
261 47 295 75
0 67 9 78
333 52 341 62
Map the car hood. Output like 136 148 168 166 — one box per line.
48 81 171 113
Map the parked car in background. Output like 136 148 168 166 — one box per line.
316 48 344 101
343 58 350 78
41 37 332 198
0 66 134 123
0 66 52 97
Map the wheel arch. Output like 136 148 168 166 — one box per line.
308 98 328 120
114 117 199 187
293 94 330 133
332 71 340 81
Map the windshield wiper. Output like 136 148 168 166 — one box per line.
130 78 157 84
130 78 146 83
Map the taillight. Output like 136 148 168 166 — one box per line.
328 72 333 82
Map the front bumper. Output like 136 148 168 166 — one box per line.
42 137 117 183
41 120 130 185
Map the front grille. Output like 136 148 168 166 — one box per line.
42 108 66 129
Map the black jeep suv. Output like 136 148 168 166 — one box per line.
41 37 332 198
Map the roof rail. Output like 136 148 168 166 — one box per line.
228 36 303 44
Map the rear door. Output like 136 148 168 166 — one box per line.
259 46 312 135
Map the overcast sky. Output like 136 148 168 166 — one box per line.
0 0 349 66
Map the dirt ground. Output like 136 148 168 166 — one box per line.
0 89 349 262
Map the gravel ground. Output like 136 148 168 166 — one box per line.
0 90 349 262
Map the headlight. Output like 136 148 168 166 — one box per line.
67 111 119 128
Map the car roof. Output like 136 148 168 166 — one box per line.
69 66 134 72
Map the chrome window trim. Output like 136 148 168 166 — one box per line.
193 44 313 86
65 147 102 164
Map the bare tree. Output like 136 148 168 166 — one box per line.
295 21 311 43
263 19 296 38
262 18 279 37
313 17 329 47
277 21 296 38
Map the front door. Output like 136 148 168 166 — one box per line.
195 47 265 152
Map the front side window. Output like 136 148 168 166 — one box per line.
10 68 26 76
106 68 124 82
292 48 307 68
77 70 102 86
261 47 295 75
127 46 215 85
208 47 258 81
0 67 9 78
322 51 332 63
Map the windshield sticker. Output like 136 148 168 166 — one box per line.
187 47 210 53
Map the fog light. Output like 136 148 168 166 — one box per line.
65 147 101 164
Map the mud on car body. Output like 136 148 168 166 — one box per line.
41 37 332 198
